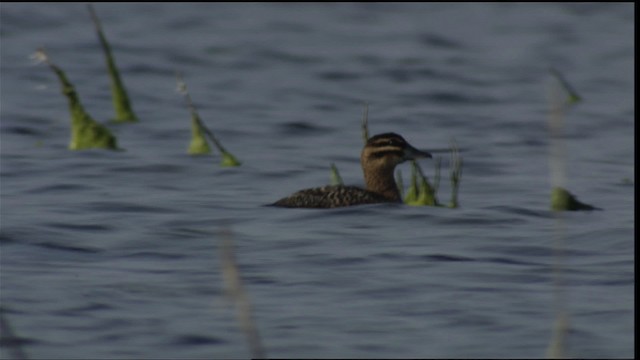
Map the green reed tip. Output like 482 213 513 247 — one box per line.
88 4 138 123
220 151 242 167
188 113 212 155
549 67 582 107
177 73 241 165
551 187 599 211
330 163 344 185
34 48 119 151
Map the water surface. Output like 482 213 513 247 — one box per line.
0 3 634 359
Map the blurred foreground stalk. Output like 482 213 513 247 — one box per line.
219 229 266 359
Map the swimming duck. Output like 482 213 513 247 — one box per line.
271 132 431 208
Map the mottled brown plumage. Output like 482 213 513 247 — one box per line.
271 133 431 208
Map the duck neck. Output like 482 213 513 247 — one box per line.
362 166 401 201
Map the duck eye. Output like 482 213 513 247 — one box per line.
387 139 403 147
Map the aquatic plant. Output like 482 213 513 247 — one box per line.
400 157 435 206
88 4 138 123
395 169 404 200
551 187 599 211
403 160 419 203
329 163 344 186
447 139 463 209
176 73 241 166
404 160 438 206
404 141 462 208
418 161 438 206
361 102 370 145
545 67 591 359
549 67 581 105
33 49 118 151
547 67 596 211
176 74 211 155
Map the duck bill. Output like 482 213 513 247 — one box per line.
403 144 432 160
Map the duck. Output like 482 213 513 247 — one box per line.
271 132 432 208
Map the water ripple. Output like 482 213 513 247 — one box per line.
252 48 323 65
418 33 465 49
483 206 552 219
86 201 176 214
45 222 112 232
276 121 332 136
316 70 363 82
123 251 187 261
28 183 95 194
35 241 103 254
421 254 475 262
171 334 226 346
54 302 114 316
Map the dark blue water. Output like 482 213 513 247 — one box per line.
1 3 634 359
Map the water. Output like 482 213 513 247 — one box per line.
0 3 634 359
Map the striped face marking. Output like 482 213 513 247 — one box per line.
368 133 406 147
367 133 408 159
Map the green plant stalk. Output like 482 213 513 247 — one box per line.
547 69 595 211
549 67 581 105
88 4 138 123
414 180 436 206
448 140 463 208
433 156 442 195
329 163 344 186
177 73 241 166
544 68 579 359
361 102 370 144
406 160 438 206
199 117 241 167
395 169 404 200
188 111 212 155
177 73 211 155
39 50 118 150
416 161 438 206
403 161 419 204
